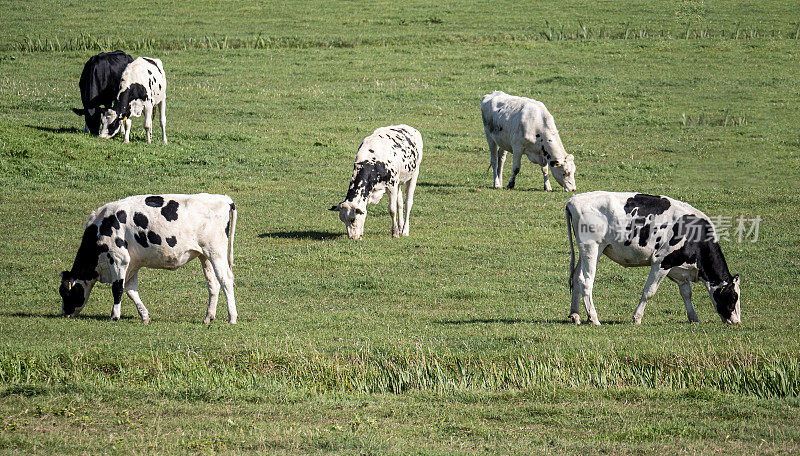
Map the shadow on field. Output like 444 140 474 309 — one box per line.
417 181 464 189
435 317 627 326
258 230 340 240
27 125 82 134
5 311 130 322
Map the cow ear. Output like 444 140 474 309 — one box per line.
328 205 339 211
72 108 86 116
60 271 69 280
733 274 740 282
354 208 365 215
549 161 561 168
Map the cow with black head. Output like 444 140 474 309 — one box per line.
72 50 134 135
99 57 167 144
60 193 237 324
565 191 741 326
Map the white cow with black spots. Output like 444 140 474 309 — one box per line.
565 191 741 326
99 57 167 144
481 91 576 191
330 125 423 239
59 193 237 324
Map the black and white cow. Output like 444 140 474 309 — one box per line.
59 194 237 324
99 57 167 144
481 91 576 191
72 50 134 136
565 191 741 325
329 125 423 239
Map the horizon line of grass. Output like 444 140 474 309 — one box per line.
4 22 799 53
1 348 797 399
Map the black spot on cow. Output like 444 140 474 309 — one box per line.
161 200 179 221
158 83 162 90
112 279 124 304
99 214 120 236
114 83 148 117
147 69 152 75
67 225 102 281
637 223 651 247
166 236 177 247
225 220 230 237
147 231 162 245
133 212 149 229
661 215 734 286
107 253 115 265
230 202 236 212
97 244 109 254
115 238 127 249
536 133 541 138
345 161 393 202
134 231 148 248
143 57 161 72
115 210 127 224
624 194 671 218
145 195 164 207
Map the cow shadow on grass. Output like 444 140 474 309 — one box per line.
258 230 340 240
435 317 627 326
4 311 131 321
27 125 82 135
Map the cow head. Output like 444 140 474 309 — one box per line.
329 202 367 239
98 109 125 139
59 271 96 318
709 274 741 324
549 154 577 191
72 108 102 135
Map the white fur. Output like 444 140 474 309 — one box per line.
481 91 576 191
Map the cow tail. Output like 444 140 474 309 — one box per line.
566 205 576 291
227 202 237 272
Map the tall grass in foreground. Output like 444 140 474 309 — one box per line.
1 348 797 399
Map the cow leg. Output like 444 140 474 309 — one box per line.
506 146 523 189
396 184 404 231
123 117 132 143
487 135 502 189
200 254 221 324
569 260 583 325
633 264 669 324
159 99 167 144
144 105 153 144
110 278 124 322
678 281 699 323
207 253 237 324
540 164 552 191
84 122 90 134
387 184 400 237
124 269 150 324
402 172 418 236
576 243 602 325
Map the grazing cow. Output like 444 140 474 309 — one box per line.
72 50 134 135
59 193 237 324
565 191 741 326
481 91 576 191
99 57 167 144
329 125 423 239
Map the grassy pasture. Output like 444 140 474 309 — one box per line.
1 0 799 453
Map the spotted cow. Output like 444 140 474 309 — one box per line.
481 91 576 191
330 125 423 239
565 191 741 325
99 57 167 144
72 50 134 135
59 193 237 324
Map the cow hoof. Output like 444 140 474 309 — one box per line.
506 183 515 190
401 232 410 237
633 317 642 325
688 315 700 323
591 320 601 326
228 317 237 324
392 232 400 238
568 313 581 325
110 316 120 322
142 318 150 325
203 317 212 324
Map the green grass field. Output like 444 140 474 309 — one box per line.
1 1 799 453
